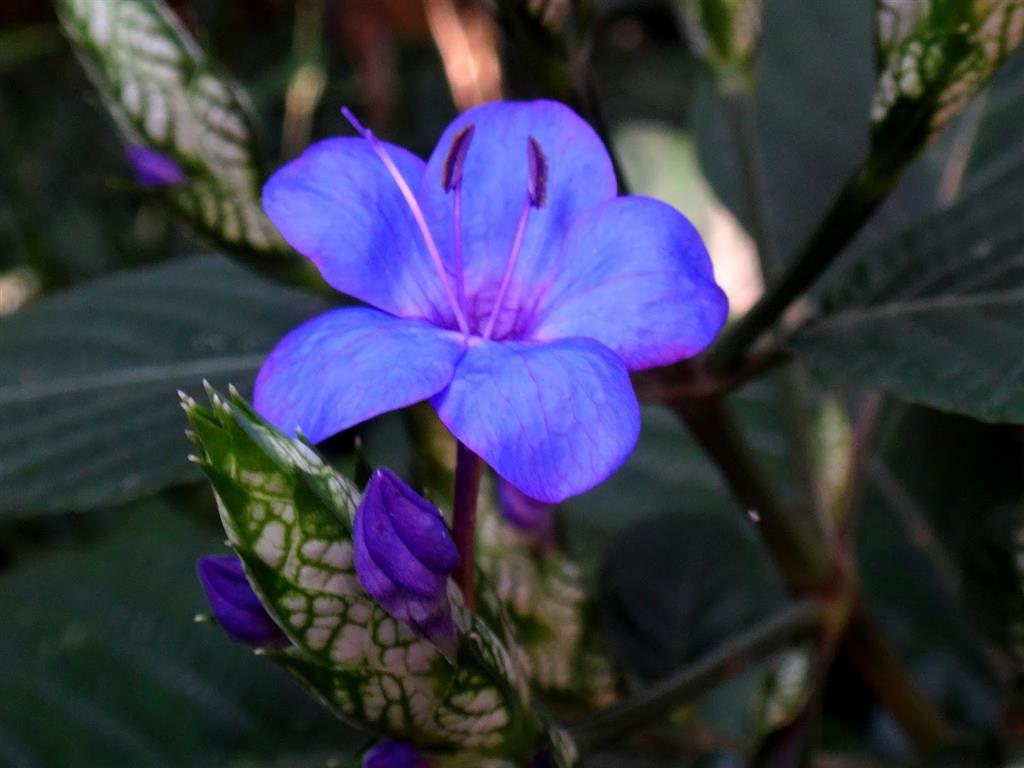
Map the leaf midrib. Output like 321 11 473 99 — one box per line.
0 354 264 404
800 286 1024 336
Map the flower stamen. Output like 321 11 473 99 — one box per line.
341 107 470 334
482 137 547 340
442 124 475 319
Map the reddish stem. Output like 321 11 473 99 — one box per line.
452 441 483 609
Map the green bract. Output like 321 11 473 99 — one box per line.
871 0 1024 148
182 385 578 766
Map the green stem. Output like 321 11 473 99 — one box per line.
671 394 831 591
705 157 900 375
569 602 823 753
721 86 823 531
840 600 955 752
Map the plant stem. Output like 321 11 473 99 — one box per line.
705 157 900 375
451 441 483 610
721 86 823 533
840 600 955 752
671 394 831 591
568 602 823 753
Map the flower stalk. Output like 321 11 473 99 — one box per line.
704 154 901 375
452 441 483 609
568 601 823 753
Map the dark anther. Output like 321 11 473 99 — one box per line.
527 136 548 209
442 124 475 192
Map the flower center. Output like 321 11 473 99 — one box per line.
344 108 548 339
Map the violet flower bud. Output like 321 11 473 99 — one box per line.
197 555 288 647
497 479 556 549
363 741 432 768
126 144 185 187
354 468 460 659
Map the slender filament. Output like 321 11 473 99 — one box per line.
452 184 467 317
482 194 532 340
341 107 469 334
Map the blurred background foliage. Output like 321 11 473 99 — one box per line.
2 0 1024 766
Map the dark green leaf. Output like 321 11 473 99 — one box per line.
963 47 1024 189
600 511 788 681
856 405 1015 736
0 502 355 767
598 510 810 747
0 256 327 516
793 165 1024 424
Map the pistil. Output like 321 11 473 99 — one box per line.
482 137 548 340
342 107 470 334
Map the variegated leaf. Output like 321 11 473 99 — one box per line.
184 387 545 759
476 491 621 710
55 0 309 278
752 649 813 734
871 0 1024 143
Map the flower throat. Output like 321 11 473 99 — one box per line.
341 108 548 339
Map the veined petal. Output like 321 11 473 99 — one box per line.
254 307 466 443
354 470 460 657
358 469 455 597
529 196 729 370
419 100 618 337
263 138 448 321
432 338 640 503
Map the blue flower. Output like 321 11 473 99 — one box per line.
354 468 460 658
196 555 288 647
255 100 727 502
126 144 185 187
363 741 432 768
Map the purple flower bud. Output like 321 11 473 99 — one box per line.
363 741 432 768
197 555 288 647
126 144 185 187
354 468 460 658
498 479 556 549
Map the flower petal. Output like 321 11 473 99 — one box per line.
529 196 729 370
363 741 432 768
263 137 448 321
373 469 461 574
196 555 288 647
127 144 184 187
419 100 618 337
354 473 460 658
254 307 466 443
432 338 640 503
358 469 453 596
